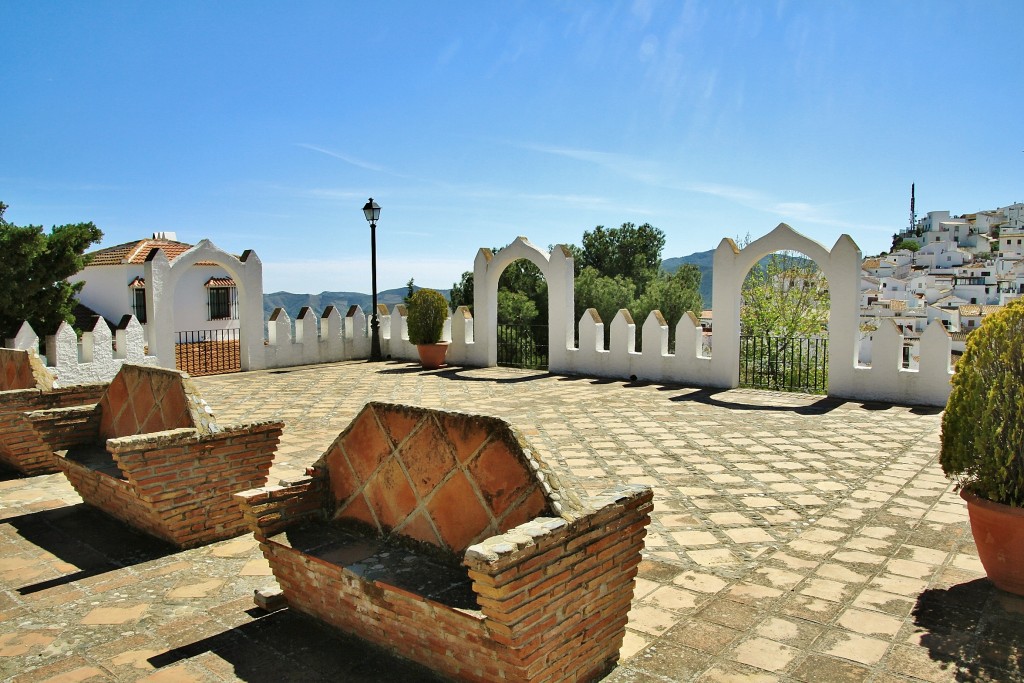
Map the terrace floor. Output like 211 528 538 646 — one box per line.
1 361 1021 682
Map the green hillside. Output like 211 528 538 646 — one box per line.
661 249 809 309
662 250 715 308
263 287 451 322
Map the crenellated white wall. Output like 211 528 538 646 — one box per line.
25 223 954 406
4 316 159 386
260 303 472 370
460 224 952 407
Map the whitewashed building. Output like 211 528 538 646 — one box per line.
71 233 242 343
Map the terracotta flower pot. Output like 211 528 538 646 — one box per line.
416 342 449 370
961 489 1024 596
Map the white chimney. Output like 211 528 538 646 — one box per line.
152 231 178 241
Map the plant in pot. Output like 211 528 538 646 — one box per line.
940 297 1024 595
407 288 450 370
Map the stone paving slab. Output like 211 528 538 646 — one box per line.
1 360 1022 682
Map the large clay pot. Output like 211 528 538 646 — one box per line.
962 489 1024 595
416 342 449 370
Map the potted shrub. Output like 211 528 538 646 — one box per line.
940 297 1024 595
407 288 450 369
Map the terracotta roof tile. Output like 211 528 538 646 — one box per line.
86 238 195 266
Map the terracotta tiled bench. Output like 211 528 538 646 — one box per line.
236 401 653 683
27 363 284 548
0 348 107 476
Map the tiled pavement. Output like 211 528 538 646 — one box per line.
1 361 1022 682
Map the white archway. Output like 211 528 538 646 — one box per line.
144 239 267 372
469 237 575 368
709 223 862 391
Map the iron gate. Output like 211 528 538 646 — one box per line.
175 329 241 376
497 324 549 369
739 335 828 394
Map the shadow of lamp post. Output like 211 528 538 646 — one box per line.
362 197 383 362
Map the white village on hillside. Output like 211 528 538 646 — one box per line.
858 199 1024 366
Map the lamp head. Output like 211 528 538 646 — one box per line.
362 198 381 224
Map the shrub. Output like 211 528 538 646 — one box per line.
940 297 1024 506
407 288 449 345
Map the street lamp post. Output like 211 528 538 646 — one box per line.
362 198 383 362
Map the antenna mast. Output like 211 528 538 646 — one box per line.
909 183 917 233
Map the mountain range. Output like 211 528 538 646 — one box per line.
262 249 721 319
263 287 451 322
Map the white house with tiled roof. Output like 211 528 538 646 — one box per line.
70 233 242 342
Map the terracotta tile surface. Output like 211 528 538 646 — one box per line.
339 410 391 482
395 417 456 497
363 456 417 531
466 438 534 517
426 469 491 552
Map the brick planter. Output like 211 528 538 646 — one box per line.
0 348 106 475
29 363 283 548
236 402 652 682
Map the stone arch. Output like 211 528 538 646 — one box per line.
144 239 267 372
469 236 575 368
708 223 861 392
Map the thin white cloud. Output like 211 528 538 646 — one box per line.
296 144 387 173
520 141 886 232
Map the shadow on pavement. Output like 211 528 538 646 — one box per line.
666 387 846 414
912 578 1024 681
0 466 25 482
3 503 174 594
375 363 557 385
149 607 446 683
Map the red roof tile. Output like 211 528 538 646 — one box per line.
87 239 195 266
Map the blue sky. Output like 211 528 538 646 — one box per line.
3 1 1022 294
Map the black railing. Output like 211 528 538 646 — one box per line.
739 335 828 394
175 329 241 376
497 324 549 369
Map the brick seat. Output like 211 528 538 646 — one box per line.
28 363 284 549
0 348 106 475
236 402 652 683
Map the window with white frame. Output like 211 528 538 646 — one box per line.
206 278 238 320
129 277 147 323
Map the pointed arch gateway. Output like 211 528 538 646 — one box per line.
144 239 267 373
468 237 575 369
709 223 862 392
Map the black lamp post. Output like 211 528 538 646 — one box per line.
362 198 383 362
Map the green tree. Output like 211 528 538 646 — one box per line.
573 267 635 331
497 290 538 326
634 265 704 336
403 278 415 307
740 250 829 391
497 257 547 324
0 202 103 338
449 270 474 311
893 239 921 252
574 222 665 295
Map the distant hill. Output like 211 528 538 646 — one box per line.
661 249 811 309
662 250 715 308
263 286 452 321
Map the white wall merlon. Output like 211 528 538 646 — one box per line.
4 317 158 386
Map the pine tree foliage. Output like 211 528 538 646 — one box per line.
0 202 103 339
